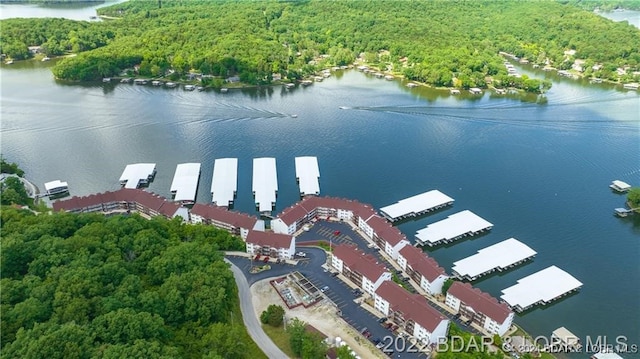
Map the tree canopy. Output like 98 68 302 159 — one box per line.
1 0 639 90
0 207 264 359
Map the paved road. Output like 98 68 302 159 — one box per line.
225 259 289 359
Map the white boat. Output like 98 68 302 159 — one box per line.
196 86 205 91
5 60 13 65
152 80 162 86
291 114 298 118
220 87 228 93
285 83 295 89
102 78 111 83
184 84 195 91
41 57 51 62
133 79 148 85
120 78 132 83
622 83 639 90
165 82 177 88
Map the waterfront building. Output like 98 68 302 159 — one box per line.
551 327 582 352
170 163 201 205
294 156 320 196
396 245 449 296
500 265 583 312
331 244 391 296
119 163 157 189
363 215 410 260
211 158 238 207
51 188 185 220
252 157 278 213
379 189 454 222
451 238 537 281
271 196 376 235
190 203 264 240
445 281 514 336
415 210 493 246
591 352 624 359
374 281 449 346
44 180 69 196
246 230 295 260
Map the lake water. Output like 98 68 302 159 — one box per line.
1 4 639 359
598 9 640 29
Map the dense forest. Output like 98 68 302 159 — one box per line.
0 207 266 359
1 0 639 91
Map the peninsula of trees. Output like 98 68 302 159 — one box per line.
0 208 265 359
1 0 639 92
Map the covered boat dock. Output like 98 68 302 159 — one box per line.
170 163 201 205
295 156 320 196
211 158 238 207
451 238 537 281
500 265 583 312
253 157 278 213
415 210 493 246
119 163 156 189
379 189 454 222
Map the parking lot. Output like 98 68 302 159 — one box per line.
226 219 489 358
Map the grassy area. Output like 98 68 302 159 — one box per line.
230 301 268 359
261 324 296 358
391 272 412 291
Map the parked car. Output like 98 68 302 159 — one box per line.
331 272 339 277
372 337 381 345
263 256 270 263
296 251 306 257
376 341 385 349
320 285 329 293
333 230 341 236
378 317 387 323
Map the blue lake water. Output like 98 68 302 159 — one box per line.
1 3 639 358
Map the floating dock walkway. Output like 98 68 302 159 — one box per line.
119 163 156 189
211 158 238 207
295 156 320 196
415 210 493 247
451 238 537 281
170 163 201 205
252 157 278 213
379 189 454 222
500 265 583 313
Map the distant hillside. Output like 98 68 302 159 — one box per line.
1 0 639 90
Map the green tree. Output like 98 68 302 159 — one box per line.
442 278 455 294
627 188 640 208
260 304 285 327
1 176 30 206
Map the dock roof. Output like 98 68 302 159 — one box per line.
591 353 624 359
211 158 238 207
295 156 320 196
611 180 631 190
119 163 156 189
170 163 201 202
44 180 68 191
500 265 583 310
452 238 537 280
252 157 278 212
415 210 493 245
380 190 454 221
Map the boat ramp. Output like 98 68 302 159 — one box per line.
119 163 156 189
211 158 238 207
170 163 201 205
451 238 537 281
379 189 454 222
252 157 278 213
415 210 493 246
500 265 583 312
294 156 320 197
